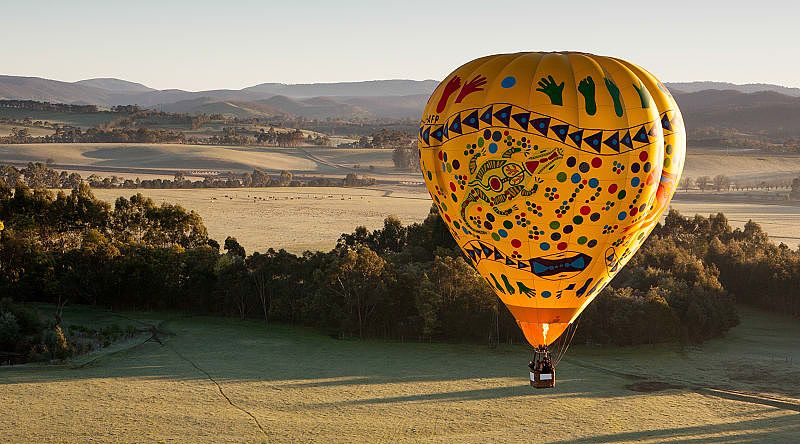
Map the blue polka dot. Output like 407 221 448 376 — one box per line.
618 211 627 220
486 213 495 222
501 76 516 88
631 177 641 187
588 178 599 188
488 143 498 154
542 291 552 298
462 227 469 234
571 173 581 183
540 242 550 251
498 229 508 238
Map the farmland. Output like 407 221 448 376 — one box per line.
1 304 797 443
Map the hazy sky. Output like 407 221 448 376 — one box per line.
2 0 798 90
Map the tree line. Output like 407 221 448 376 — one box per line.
1 163 376 190
8 181 798 363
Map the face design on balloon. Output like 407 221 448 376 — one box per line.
420 72 684 310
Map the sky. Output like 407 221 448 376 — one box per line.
2 0 798 91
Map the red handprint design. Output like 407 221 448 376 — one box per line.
455 75 487 103
436 76 462 113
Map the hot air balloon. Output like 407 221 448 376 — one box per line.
418 52 685 387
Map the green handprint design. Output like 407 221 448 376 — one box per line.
578 76 596 116
632 81 651 109
604 77 624 117
517 281 536 298
536 75 564 106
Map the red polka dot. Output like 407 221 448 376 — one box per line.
477 206 483 212
639 151 648 162
511 239 522 248
630 207 639 216
608 183 618 193
504 130 509 136
557 242 568 250
445 214 451 222
449 182 456 192
580 205 591 215
591 157 602 168
438 151 444 160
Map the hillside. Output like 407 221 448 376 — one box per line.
3 74 800 126
73 78 156 93
669 81 800 97
673 90 800 137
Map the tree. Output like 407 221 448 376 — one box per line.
712 175 731 192
679 176 693 192
277 170 292 187
790 177 800 200
322 246 387 338
224 236 245 258
696 176 711 191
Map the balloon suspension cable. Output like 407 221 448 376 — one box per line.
552 320 580 366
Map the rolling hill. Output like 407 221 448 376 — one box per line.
669 81 800 97
673 90 800 136
2 75 800 125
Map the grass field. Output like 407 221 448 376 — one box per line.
90 187 800 253
0 143 421 182
0 123 56 138
4 143 800 184
92 187 432 253
0 109 118 129
1 305 798 443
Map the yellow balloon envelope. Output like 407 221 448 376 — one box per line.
419 52 685 347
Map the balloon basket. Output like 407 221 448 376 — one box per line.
529 347 556 389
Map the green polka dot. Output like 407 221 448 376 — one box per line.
556 172 567 182
477 137 484 147
491 232 501 241
446 163 452 173
549 221 560 230
577 236 587 244
427 171 432 180
664 158 671 168
503 220 513 229
618 190 627 199
666 144 673 154
572 215 584 225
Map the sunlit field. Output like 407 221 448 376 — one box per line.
1 305 797 443
90 187 800 253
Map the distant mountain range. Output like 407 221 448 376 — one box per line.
1 75 799 128
667 81 800 97
0 75 437 118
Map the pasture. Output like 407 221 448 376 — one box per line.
4 142 800 185
0 143 419 182
91 187 432 253
1 305 797 443
90 186 800 253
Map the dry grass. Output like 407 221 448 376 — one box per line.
90 186 800 253
1 305 798 443
684 150 800 184
0 124 55 138
92 187 431 253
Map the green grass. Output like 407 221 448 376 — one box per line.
0 109 118 129
1 304 798 443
